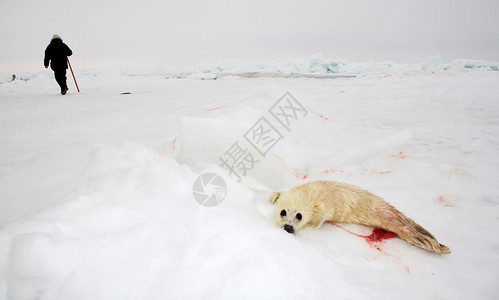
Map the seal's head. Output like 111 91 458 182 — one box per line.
269 190 314 234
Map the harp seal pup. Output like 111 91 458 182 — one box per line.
270 180 451 255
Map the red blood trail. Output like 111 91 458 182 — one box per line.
329 222 398 251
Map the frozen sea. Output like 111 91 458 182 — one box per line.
0 57 498 299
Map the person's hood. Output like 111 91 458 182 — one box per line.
51 34 62 43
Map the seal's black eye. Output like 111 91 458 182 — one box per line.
296 213 302 221
280 210 286 217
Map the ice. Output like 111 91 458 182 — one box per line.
1 59 499 299
4 55 499 84
421 55 445 71
182 54 499 77
308 54 334 73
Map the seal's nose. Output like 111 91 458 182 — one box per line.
283 224 294 234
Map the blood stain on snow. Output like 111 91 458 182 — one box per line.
366 169 392 175
273 154 308 180
322 167 345 175
366 228 398 242
295 171 308 180
391 151 408 160
329 222 398 252
171 137 177 151
206 105 226 111
162 136 181 156
317 113 329 121
322 167 391 176
434 194 454 207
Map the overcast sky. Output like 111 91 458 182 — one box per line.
1 0 498 71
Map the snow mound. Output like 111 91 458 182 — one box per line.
0 142 368 299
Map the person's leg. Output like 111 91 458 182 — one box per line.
54 69 68 94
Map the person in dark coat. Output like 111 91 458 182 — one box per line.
44 34 73 95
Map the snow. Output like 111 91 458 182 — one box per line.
1 58 499 299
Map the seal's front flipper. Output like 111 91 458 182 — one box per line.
269 191 281 204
